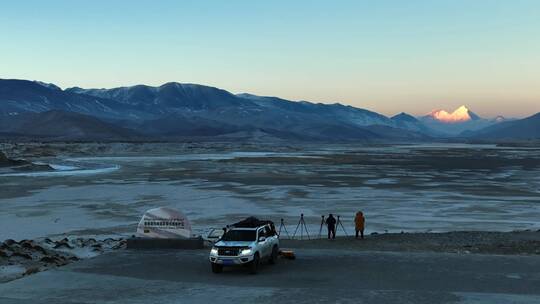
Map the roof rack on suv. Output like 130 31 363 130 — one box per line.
230 217 277 235
231 216 274 228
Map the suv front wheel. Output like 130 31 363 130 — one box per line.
249 253 260 274
211 263 223 274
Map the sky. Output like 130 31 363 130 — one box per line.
1 0 539 118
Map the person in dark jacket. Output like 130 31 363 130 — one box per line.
326 214 337 239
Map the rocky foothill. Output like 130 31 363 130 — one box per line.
0 237 126 282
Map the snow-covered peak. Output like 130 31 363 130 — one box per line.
493 115 506 123
427 105 479 123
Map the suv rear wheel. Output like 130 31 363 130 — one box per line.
269 245 279 265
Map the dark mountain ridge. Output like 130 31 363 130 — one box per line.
3 78 426 141
2 78 534 142
464 112 540 140
66 82 252 112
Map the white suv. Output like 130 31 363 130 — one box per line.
209 222 279 274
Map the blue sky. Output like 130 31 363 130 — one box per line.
2 0 539 117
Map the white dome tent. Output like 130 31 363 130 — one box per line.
136 207 192 239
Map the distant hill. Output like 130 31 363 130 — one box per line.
360 125 431 141
66 82 249 112
68 84 397 130
391 112 436 134
465 112 540 140
0 110 140 141
0 79 148 120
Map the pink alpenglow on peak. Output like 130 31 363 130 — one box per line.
427 106 480 124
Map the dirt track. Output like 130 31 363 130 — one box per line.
280 231 540 255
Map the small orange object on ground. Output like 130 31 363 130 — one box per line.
279 249 296 260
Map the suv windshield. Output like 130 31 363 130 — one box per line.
221 230 256 241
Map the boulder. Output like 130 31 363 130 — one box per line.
53 241 74 249
32 245 48 255
11 252 32 260
4 239 16 246
40 256 59 264
0 151 26 167
20 240 35 249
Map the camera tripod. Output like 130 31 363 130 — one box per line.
318 215 325 239
292 213 310 240
318 214 348 238
336 215 348 237
277 218 290 239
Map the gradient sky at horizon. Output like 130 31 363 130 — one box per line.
2 0 539 118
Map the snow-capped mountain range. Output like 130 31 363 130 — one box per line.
426 105 481 123
0 78 536 141
419 105 506 135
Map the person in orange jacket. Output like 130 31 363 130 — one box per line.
354 211 365 239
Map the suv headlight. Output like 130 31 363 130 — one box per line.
210 247 218 255
240 248 252 256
